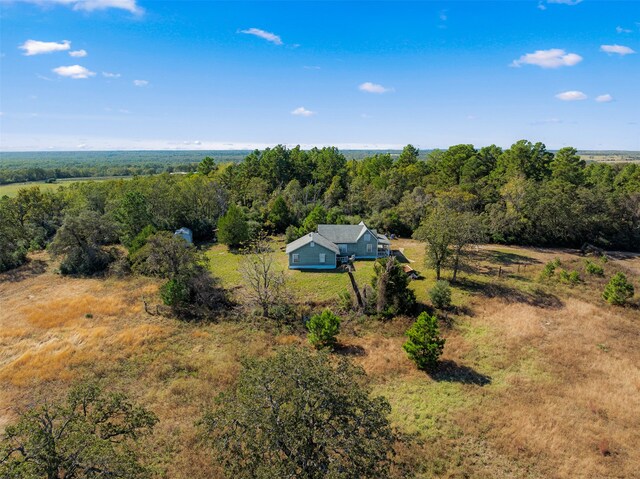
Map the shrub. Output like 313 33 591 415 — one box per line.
585 260 604 276
337 289 353 311
403 312 446 371
539 258 561 280
217 204 250 248
50 210 118 276
371 257 416 317
558 269 580 286
429 280 452 309
306 310 341 349
160 278 190 306
602 272 635 306
128 224 157 254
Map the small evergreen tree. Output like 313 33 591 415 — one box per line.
602 272 635 306
371 257 416 317
217 204 250 249
197 156 217 175
306 310 341 349
429 280 452 309
267 195 291 233
403 312 446 371
585 260 604 276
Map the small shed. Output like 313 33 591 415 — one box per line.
174 227 193 244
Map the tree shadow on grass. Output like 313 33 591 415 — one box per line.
392 250 411 264
334 344 366 357
472 249 541 267
456 278 563 309
2 259 47 283
428 360 492 386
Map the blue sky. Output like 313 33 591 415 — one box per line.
0 0 639 151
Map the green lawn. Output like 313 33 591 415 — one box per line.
206 239 377 305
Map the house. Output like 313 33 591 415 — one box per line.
286 222 391 270
174 227 193 244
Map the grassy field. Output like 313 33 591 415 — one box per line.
0 240 638 478
0 176 127 197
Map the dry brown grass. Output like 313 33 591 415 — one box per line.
0 245 638 479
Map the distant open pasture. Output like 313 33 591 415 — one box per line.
0 176 128 197
0 240 638 478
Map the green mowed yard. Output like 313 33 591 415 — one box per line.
205 237 473 308
206 238 378 305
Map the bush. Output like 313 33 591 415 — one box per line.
128 224 157 254
217 204 250 249
403 312 446 371
337 289 353 311
585 260 604 276
306 310 341 349
429 280 452 309
558 269 580 286
371 257 416 317
50 210 118 276
539 258 561 280
285 225 301 244
160 278 190 306
602 272 635 306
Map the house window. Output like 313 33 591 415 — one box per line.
310 241 315 247
366 243 373 253
339 244 347 254
319 253 326 263
292 253 299 263
364 233 371 241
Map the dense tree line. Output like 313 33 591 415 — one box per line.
0 163 199 185
1 140 639 274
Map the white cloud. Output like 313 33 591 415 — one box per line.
102 71 121 78
239 28 283 45
133 79 148 86
439 10 447 21
69 49 87 57
546 0 582 4
359 82 394 94
595 94 614 103
616 26 632 34
600 44 636 55
537 2 547 10
19 39 70 56
555 90 587 101
19 0 142 14
511 48 582 68
303 65 321 70
291 107 315 117
52 64 96 79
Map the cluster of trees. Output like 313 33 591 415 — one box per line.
2 141 639 276
2 348 399 479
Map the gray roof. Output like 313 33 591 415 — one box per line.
377 233 391 245
317 224 374 244
285 232 340 254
